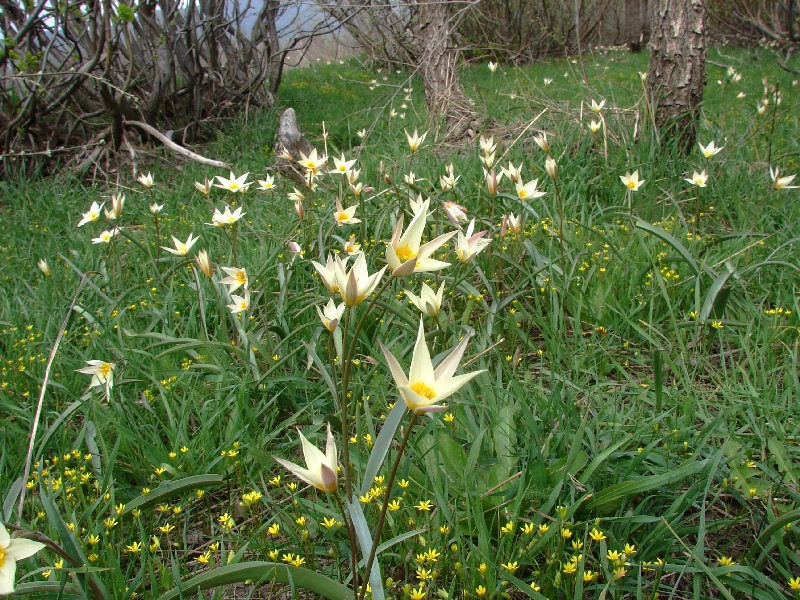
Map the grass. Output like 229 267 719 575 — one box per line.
1 45 799 599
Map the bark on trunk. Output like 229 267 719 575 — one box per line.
417 0 480 145
646 0 706 153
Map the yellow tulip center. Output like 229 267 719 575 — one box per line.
395 245 417 263
0 547 5 567
229 183 239 191
410 381 435 399
518 189 528 199
336 212 350 223
99 364 112 378
235 271 247 284
626 181 636 190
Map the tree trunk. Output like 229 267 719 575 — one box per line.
625 0 649 51
646 0 706 153
416 0 480 144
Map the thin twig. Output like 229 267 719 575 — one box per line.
19 273 89 518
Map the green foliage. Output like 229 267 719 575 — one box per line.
1 47 799 598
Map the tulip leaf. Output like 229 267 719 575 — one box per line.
120 474 223 517
634 218 700 276
586 457 708 513
39 490 111 599
699 261 736 321
361 399 406 496
156 562 353 600
3 476 23 521
347 498 385 600
14 581 84 597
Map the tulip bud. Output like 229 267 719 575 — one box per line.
110 193 125 219
195 250 213 278
38 259 51 276
533 133 550 153
545 156 558 180
485 168 498 196
294 199 304 219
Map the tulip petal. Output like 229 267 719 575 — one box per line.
408 320 435 384
6 538 46 561
379 340 409 387
434 333 472 380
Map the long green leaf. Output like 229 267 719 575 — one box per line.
121 475 223 517
699 261 735 321
360 400 406 496
347 498 385 600
634 218 699 275
156 562 353 600
586 457 708 513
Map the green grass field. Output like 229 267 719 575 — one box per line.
1 46 799 599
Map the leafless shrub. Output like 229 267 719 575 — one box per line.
0 0 341 177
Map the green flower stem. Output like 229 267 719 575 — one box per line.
231 223 238 265
339 274 395 501
357 412 418 600
340 307 354 501
333 491 360 597
190 263 210 341
154 214 161 256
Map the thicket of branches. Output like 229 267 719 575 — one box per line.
459 0 619 62
0 0 339 177
707 0 799 48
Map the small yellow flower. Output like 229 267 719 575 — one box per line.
607 549 623 562
560 527 573 539
398 479 410 489
388 499 402 512
501 561 519 574
500 521 515 535
563 561 577 574
321 517 341 529
268 523 281 536
589 527 606 542
788 576 800 590
414 499 433 511
197 551 212 565
538 523 549 535
718 556 735 566
478 563 487 575
125 541 142 554
583 570 597 582
158 522 176 535
624 543 636 556
475 585 487 597
522 523 535 535
217 513 234 531
410 585 426 600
